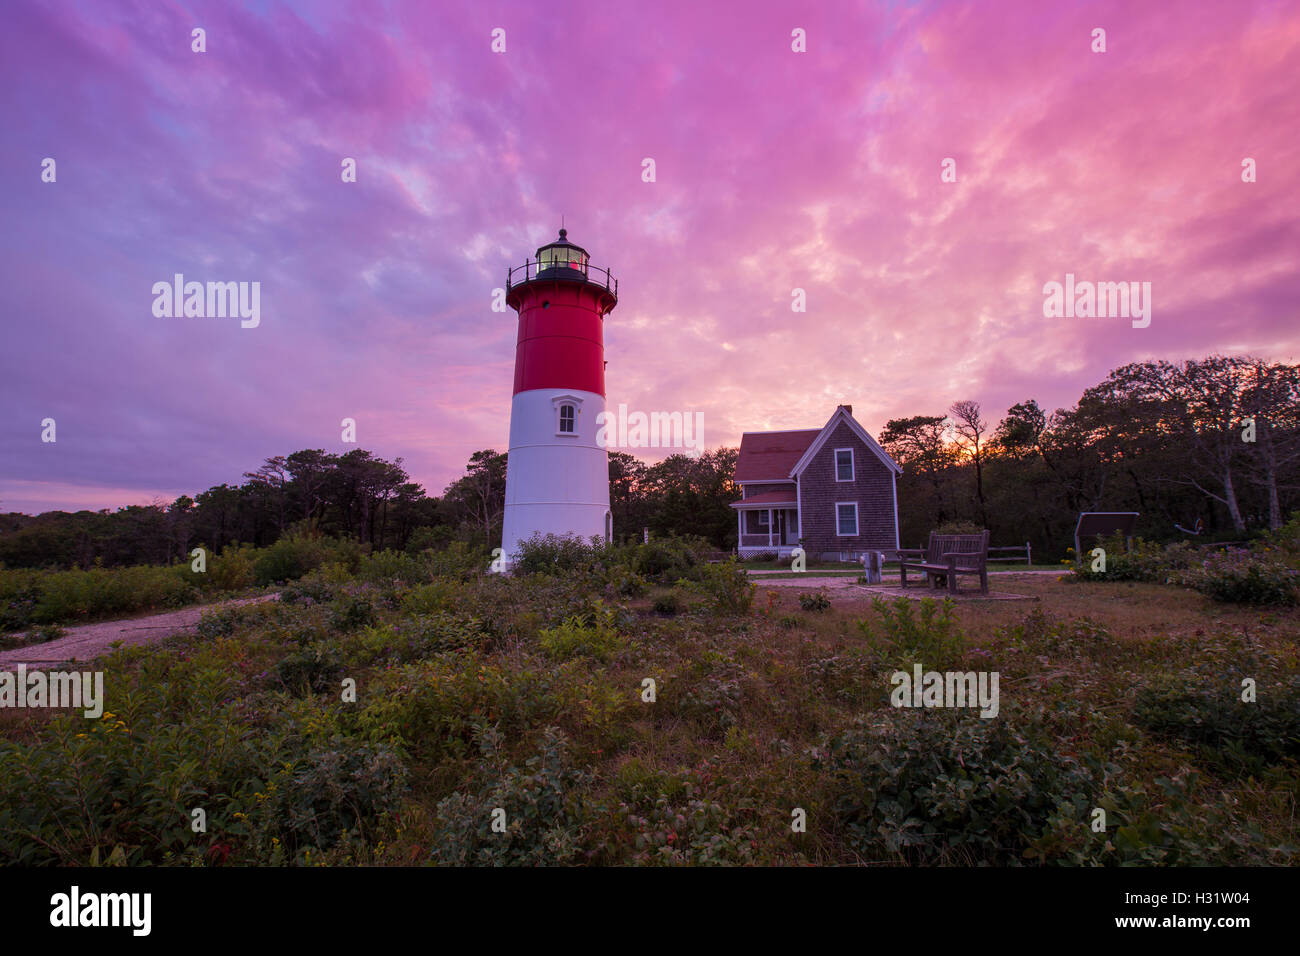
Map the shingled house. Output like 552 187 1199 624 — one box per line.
731 405 901 560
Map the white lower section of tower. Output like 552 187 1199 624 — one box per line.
500 388 612 566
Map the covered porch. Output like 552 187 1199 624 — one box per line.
731 492 799 556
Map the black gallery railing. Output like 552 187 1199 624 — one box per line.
506 259 618 295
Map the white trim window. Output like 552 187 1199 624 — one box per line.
552 395 583 436
757 510 770 528
835 501 859 536
834 448 854 482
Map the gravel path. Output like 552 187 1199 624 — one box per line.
0 594 278 666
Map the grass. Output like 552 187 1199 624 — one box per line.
1 554 1296 867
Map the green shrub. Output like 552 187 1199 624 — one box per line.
609 568 648 598
856 596 962 668
274 643 345 694
652 591 683 616
816 707 1098 864
538 603 624 662
426 540 491 580
935 520 984 535
405 525 453 554
1133 675 1300 775
691 559 754 616
662 657 745 735
1028 772 1279 865
252 735 408 856
356 549 430 585
632 536 709 583
328 590 376 632
210 544 257 591
513 534 615 575
798 591 831 612
605 773 760 865
1181 549 1298 606
430 727 589 866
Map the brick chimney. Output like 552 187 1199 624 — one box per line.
837 404 853 416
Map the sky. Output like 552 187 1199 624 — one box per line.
1 0 1297 515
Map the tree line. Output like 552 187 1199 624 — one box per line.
1 355 1294 569
882 356 1298 551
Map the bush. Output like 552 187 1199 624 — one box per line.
798 591 831 612
1180 549 1298 606
328 590 376 632
662 659 745 735
652 591 683 616
210 544 257 591
632 536 709 583
603 767 760 865
816 707 1098 864
935 520 984 535
405 525 453 554
691 559 754 616
1133 675 1300 775
538 603 624 662
430 727 589 866
274 643 345 694
1028 772 1278 866
1067 534 1167 582
254 736 408 855
512 534 615 576
857 596 962 668
427 540 491 580
609 568 648 598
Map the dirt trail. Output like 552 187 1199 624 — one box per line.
0 594 278 666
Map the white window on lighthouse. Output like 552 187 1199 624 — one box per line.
551 393 584 437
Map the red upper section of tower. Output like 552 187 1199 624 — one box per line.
505 230 618 397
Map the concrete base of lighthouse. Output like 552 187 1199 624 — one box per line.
500 387 612 567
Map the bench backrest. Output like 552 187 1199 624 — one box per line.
925 530 989 569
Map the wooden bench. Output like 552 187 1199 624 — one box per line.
898 530 990 595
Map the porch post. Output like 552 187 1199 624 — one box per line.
737 508 743 550
768 509 773 548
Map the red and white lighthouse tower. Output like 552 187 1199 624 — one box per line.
500 229 619 563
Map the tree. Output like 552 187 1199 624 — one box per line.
441 450 508 547
949 400 989 527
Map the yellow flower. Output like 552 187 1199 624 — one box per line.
233 812 247 820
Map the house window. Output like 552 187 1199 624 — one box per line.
757 511 769 527
835 448 854 482
558 404 576 434
836 502 859 536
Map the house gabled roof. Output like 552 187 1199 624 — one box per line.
790 406 902 477
733 429 820 483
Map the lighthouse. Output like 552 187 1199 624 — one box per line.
500 229 619 564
